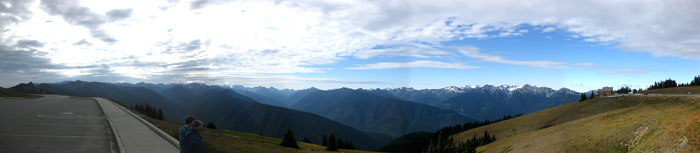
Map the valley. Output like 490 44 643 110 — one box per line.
5 81 700 152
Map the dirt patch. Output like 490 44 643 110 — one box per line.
674 136 688 153
628 126 649 150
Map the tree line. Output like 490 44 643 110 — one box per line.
648 75 700 90
279 129 355 151
579 90 599 102
131 104 164 120
424 129 496 153
579 75 700 102
378 114 521 153
321 132 355 151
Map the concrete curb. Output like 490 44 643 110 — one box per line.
96 98 180 150
95 98 126 153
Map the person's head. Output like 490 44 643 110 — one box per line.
190 120 204 133
185 116 195 127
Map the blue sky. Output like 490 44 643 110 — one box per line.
296 25 700 91
1 0 699 92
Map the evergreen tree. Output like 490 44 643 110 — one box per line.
589 91 595 99
327 132 338 151
322 135 327 146
615 86 631 94
150 106 156 118
302 137 311 143
691 75 700 86
482 130 490 145
648 78 678 90
134 105 141 113
280 129 299 149
579 93 587 102
337 139 344 149
206 122 217 129
142 105 145 113
338 138 354 149
157 109 164 120
144 104 150 116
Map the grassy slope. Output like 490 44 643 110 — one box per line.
125 106 377 153
0 87 40 98
452 96 699 153
645 86 700 94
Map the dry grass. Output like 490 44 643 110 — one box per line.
645 86 700 94
452 96 699 153
0 87 41 98
132 109 378 153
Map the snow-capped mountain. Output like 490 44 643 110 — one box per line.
121 81 580 121
380 84 581 120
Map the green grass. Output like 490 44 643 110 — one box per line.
452 96 699 153
0 87 40 98
124 106 378 153
645 86 700 94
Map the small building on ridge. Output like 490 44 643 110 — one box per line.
598 87 613 96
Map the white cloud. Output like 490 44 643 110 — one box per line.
354 43 452 59
0 0 696 86
456 47 569 69
541 27 555 32
575 63 654 76
347 60 479 70
39 68 93 77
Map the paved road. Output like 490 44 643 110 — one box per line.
95 98 179 153
644 93 700 97
0 95 118 153
604 93 700 97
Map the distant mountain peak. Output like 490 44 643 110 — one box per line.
442 86 465 93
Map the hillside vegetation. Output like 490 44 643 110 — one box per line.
124 103 377 153
645 86 700 94
0 87 39 98
436 85 579 121
292 88 474 137
452 96 699 153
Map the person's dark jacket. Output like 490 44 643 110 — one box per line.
182 129 206 153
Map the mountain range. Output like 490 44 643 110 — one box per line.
292 88 474 137
187 88 386 149
8 81 581 150
384 85 580 120
11 81 387 149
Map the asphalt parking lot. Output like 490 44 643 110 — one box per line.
0 95 118 153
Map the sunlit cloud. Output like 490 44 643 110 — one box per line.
347 60 479 70
0 0 695 88
456 46 570 69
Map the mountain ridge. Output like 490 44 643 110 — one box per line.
292 88 475 137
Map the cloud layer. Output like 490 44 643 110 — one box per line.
0 0 696 87
348 60 479 70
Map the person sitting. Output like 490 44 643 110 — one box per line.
182 120 206 153
179 116 195 153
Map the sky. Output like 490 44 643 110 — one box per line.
1 0 699 92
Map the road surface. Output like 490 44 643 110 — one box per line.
95 98 179 153
0 95 118 153
604 93 700 97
